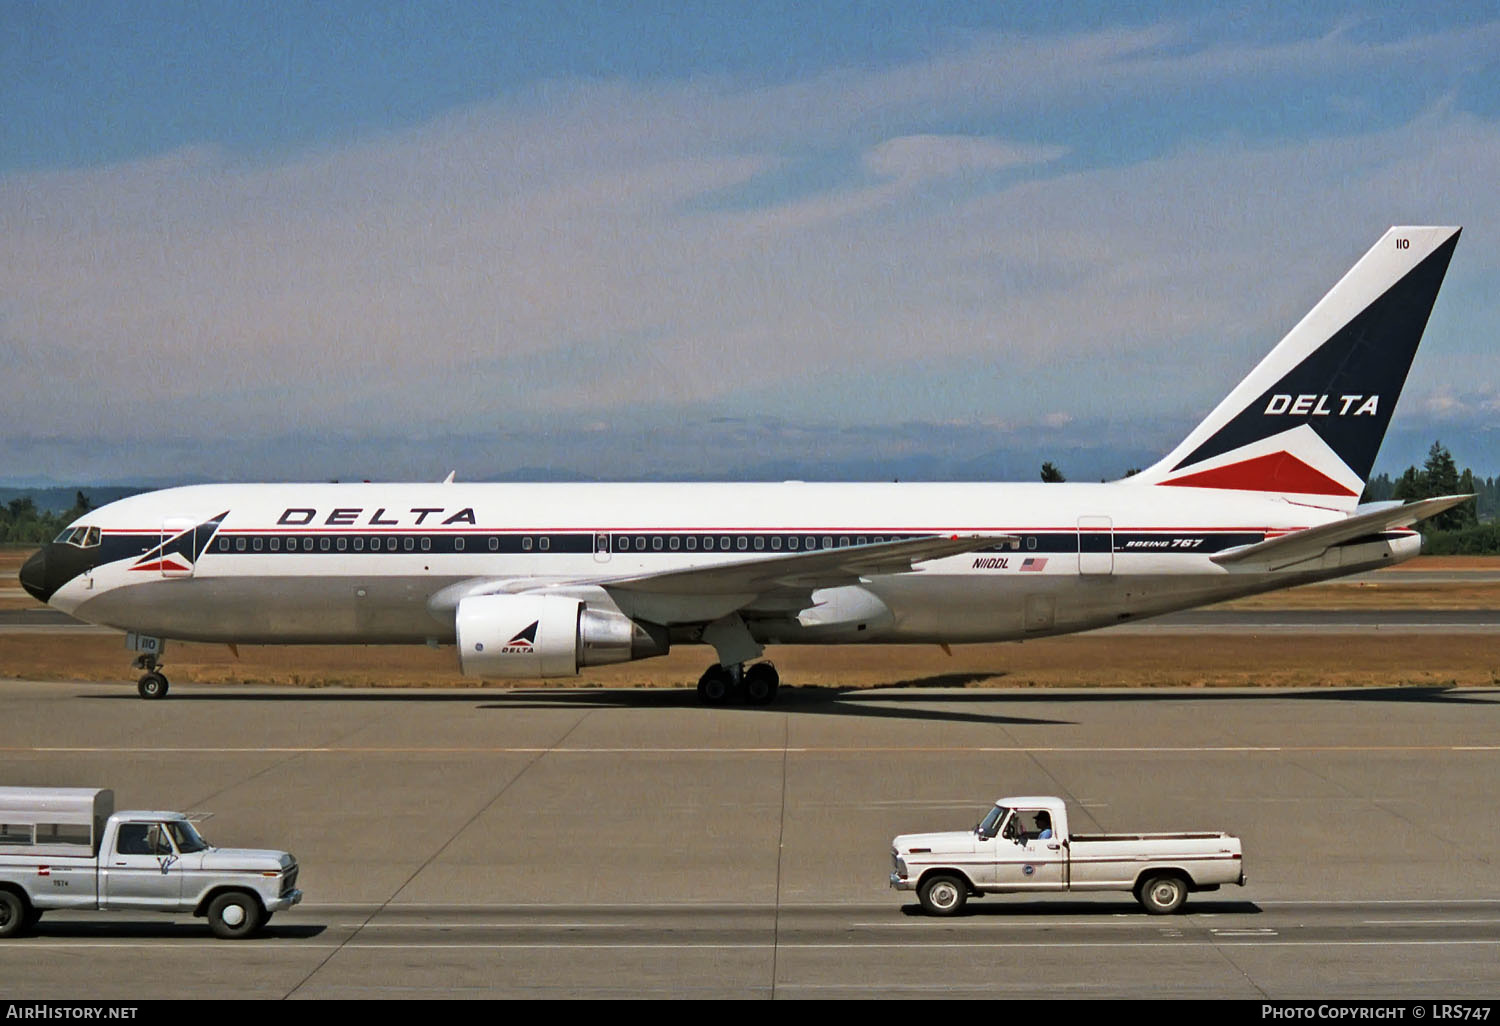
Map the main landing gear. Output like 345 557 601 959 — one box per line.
696 661 780 706
133 652 169 700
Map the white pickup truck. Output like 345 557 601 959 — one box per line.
0 787 302 939
890 795 1244 915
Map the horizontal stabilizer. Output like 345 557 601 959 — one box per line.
1211 495 1473 568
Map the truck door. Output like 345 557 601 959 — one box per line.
101 822 186 910
994 808 1066 891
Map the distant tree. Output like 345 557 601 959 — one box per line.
1366 445 1493 549
1423 441 1461 497
1382 441 1479 536
1040 462 1065 483
1420 442 1476 531
1392 465 1424 502
0 491 95 544
60 491 92 525
1361 472 1394 503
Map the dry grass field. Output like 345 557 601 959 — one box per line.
2 548 1496 690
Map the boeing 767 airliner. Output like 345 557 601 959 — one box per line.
20 226 1471 703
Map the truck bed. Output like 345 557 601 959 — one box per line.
1070 831 1233 843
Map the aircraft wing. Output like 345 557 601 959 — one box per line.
429 532 1017 624
1210 494 1473 570
602 532 1017 596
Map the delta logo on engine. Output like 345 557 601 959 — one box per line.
501 622 538 653
471 621 538 656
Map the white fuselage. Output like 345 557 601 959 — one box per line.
49 480 1418 648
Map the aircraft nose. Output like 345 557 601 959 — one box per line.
19 547 51 604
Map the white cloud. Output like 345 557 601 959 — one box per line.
863 135 1066 182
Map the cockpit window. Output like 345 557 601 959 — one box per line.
54 526 101 548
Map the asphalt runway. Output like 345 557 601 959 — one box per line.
1 679 1498 999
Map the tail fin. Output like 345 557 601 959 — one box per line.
1131 226 1460 511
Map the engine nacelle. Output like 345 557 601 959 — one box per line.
455 593 668 678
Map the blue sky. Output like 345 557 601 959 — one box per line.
3 2 1499 483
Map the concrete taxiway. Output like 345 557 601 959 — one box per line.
1 679 1498 999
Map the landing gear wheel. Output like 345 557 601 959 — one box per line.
0 890 30 938
207 890 265 939
917 873 968 916
697 665 734 705
137 672 169 700
743 661 780 705
1137 873 1187 915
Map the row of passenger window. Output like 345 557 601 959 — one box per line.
215 535 560 554
611 533 915 552
212 533 928 555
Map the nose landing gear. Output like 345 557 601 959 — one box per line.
133 652 169 700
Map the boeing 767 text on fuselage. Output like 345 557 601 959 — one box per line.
20 227 1471 703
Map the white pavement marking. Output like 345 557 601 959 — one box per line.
8 744 1500 754
7 939 1498 951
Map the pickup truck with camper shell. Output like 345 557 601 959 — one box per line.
0 787 301 939
890 795 1244 915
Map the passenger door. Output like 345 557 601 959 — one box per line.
993 809 1066 890
1077 516 1114 576
101 822 186 909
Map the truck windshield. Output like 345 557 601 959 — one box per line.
166 821 210 853
978 805 1008 838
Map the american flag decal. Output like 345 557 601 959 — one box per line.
1020 558 1048 572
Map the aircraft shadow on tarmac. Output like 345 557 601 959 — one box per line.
896 899 1263 918
82 682 1499 730
82 675 1074 726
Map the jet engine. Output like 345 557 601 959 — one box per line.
455 593 668 678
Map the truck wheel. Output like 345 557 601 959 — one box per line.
207 891 265 939
1138 873 1187 915
918 873 968 916
0 890 29 938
